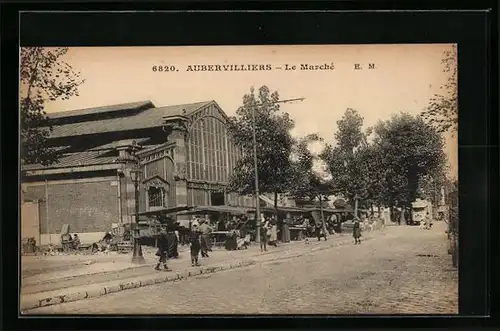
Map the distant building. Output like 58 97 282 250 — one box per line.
21 100 255 244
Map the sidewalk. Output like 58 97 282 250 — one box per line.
21 230 384 312
21 240 310 293
21 246 189 279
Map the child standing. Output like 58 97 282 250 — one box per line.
189 224 201 266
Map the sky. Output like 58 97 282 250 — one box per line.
39 44 457 179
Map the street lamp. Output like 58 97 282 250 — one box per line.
130 167 145 264
250 94 305 243
251 100 261 243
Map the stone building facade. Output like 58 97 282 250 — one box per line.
21 100 254 245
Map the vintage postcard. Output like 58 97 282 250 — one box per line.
20 44 458 315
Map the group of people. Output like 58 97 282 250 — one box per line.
259 216 280 252
155 218 181 271
155 217 214 270
419 213 434 230
153 211 368 271
294 214 362 245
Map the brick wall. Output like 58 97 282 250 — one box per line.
24 177 119 234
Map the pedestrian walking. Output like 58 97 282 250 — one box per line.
198 219 212 258
189 224 201 267
353 218 362 244
155 230 171 271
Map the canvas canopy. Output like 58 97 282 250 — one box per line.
177 205 252 216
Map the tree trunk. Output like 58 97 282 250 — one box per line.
354 196 359 219
274 191 279 219
319 196 326 230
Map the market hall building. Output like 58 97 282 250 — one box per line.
21 100 255 245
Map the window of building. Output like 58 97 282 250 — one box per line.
211 192 225 206
148 187 165 208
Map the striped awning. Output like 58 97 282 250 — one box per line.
138 206 193 217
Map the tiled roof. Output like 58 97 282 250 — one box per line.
47 101 154 119
48 101 212 138
22 151 119 171
88 138 152 151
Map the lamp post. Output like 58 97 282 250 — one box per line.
251 95 305 243
251 101 262 243
130 167 145 264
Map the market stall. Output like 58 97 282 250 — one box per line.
177 205 253 250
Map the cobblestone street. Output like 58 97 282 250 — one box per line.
28 222 458 315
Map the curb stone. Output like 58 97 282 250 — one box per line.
21 259 256 312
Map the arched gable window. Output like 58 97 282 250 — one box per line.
143 176 170 211
148 187 164 207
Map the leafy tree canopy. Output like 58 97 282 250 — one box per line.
227 86 296 198
21 47 85 166
372 113 447 208
421 45 457 134
321 108 368 204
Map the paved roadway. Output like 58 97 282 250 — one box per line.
29 222 458 315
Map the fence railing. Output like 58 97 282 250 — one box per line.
447 189 458 268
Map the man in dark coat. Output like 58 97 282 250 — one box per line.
155 230 171 271
189 224 201 266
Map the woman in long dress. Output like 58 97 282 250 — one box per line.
353 218 362 244
260 219 270 252
269 219 278 247
281 217 291 243
165 220 179 259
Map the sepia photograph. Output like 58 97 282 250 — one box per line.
20 44 458 315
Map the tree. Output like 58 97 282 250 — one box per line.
290 134 334 227
372 113 447 222
21 47 84 166
290 134 330 202
320 109 367 207
334 108 365 155
421 45 457 134
355 141 388 214
227 86 296 210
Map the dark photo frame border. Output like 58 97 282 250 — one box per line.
2 2 498 330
